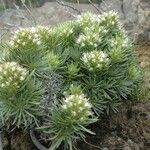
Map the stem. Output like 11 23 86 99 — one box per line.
30 130 48 150
84 139 101 150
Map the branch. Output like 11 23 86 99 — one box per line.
56 0 81 14
20 1 37 25
30 130 48 150
88 0 103 14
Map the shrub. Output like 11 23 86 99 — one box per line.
0 63 43 128
41 92 97 150
0 10 141 149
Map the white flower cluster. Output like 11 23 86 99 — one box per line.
109 36 129 48
9 28 41 48
100 10 119 26
77 26 101 48
62 94 92 122
59 28 73 37
82 50 109 71
77 11 120 28
109 38 119 47
101 11 118 19
77 12 100 27
53 23 74 38
0 62 28 88
35 26 51 40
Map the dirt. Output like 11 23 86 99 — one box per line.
79 101 150 150
135 38 150 69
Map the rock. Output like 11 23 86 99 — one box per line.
123 0 139 22
0 0 149 41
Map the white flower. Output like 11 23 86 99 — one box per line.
36 41 41 45
1 83 5 87
81 43 85 47
9 41 14 46
3 71 7 75
82 50 109 71
22 42 26 46
21 32 26 36
17 39 21 43
72 111 76 116
5 82 10 86
20 76 25 81
34 34 39 38
31 27 36 33
62 105 67 109
32 39 37 43
28 35 32 39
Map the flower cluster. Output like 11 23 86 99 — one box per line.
77 29 101 48
99 10 120 27
35 26 51 42
52 22 75 39
59 28 73 37
9 28 41 49
44 52 60 69
77 12 100 27
82 50 109 71
76 15 110 48
62 93 92 122
0 62 28 88
48 21 77 48
109 35 130 49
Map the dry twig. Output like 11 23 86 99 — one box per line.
88 0 103 14
56 0 81 14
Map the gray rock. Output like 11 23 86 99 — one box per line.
0 1 149 41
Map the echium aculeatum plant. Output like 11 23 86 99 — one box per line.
0 10 141 150
0 61 43 128
41 85 97 150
